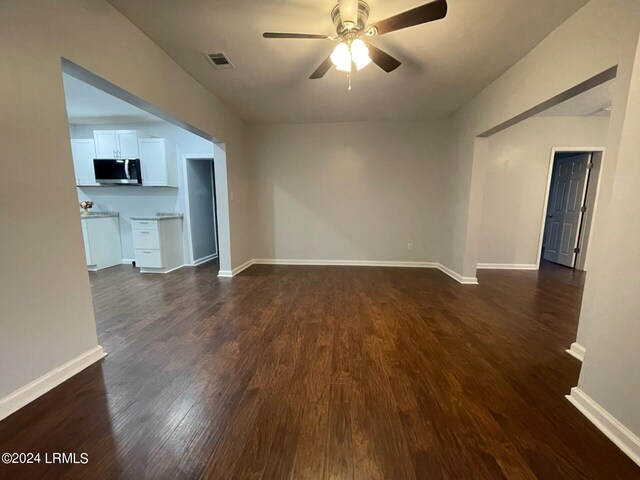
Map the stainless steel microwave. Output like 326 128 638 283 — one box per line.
93 159 142 185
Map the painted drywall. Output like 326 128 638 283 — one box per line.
442 0 640 278
478 116 609 267
0 0 250 401
249 121 450 263
576 29 640 440
186 160 217 262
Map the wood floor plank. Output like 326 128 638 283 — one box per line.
324 383 355 480
0 261 638 479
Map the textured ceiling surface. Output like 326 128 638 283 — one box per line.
107 0 589 124
63 74 161 124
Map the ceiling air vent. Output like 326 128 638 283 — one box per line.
205 52 234 70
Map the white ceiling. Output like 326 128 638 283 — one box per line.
537 79 614 117
62 73 161 124
106 0 589 124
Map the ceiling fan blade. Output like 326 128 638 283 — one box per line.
263 32 331 40
338 0 359 27
367 44 402 73
368 0 447 36
310 55 334 79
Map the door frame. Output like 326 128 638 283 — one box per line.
536 146 606 269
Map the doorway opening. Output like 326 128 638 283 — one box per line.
476 74 614 274
183 156 219 267
539 149 604 271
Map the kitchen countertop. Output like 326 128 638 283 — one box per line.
81 212 119 219
130 213 184 221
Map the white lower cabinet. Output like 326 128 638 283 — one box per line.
135 248 163 268
132 217 183 273
81 215 122 271
133 229 161 250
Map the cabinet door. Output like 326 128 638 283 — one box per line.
71 139 97 185
133 229 161 249
81 220 93 266
135 249 163 268
93 131 117 158
139 138 167 186
116 130 139 158
86 217 122 270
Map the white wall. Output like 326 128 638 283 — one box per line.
478 116 609 267
443 0 640 278
575 28 640 442
0 0 250 402
249 121 450 263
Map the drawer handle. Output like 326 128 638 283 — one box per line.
143 251 151 254
140 231 150 234
139 222 149 225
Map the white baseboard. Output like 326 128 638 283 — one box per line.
193 254 218 266
477 263 538 270
566 387 640 466
121 258 135 265
252 258 440 269
140 264 186 274
437 263 479 285
566 342 586 362
0 345 106 422
251 259 477 285
218 258 255 278
218 258 478 285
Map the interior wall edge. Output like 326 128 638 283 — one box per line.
566 387 640 467
0 346 106 422
566 342 586 362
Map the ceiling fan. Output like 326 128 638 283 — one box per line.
263 0 448 87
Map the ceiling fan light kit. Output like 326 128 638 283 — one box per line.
331 42 352 72
330 39 371 71
263 0 448 89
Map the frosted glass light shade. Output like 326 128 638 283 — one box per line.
350 39 371 71
331 42 352 72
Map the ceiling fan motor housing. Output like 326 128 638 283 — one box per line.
331 1 370 35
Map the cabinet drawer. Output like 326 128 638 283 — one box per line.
132 219 158 230
133 229 160 249
135 249 163 268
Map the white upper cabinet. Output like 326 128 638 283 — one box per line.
71 139 97 185
93 130 139 159
139 138 177 187
116 130 140 158
93 130 118 158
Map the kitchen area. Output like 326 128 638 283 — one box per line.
64 73 219 275
75 127 185 273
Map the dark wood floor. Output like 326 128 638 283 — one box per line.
1 261 638 479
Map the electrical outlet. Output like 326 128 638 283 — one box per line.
407 243 414 251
